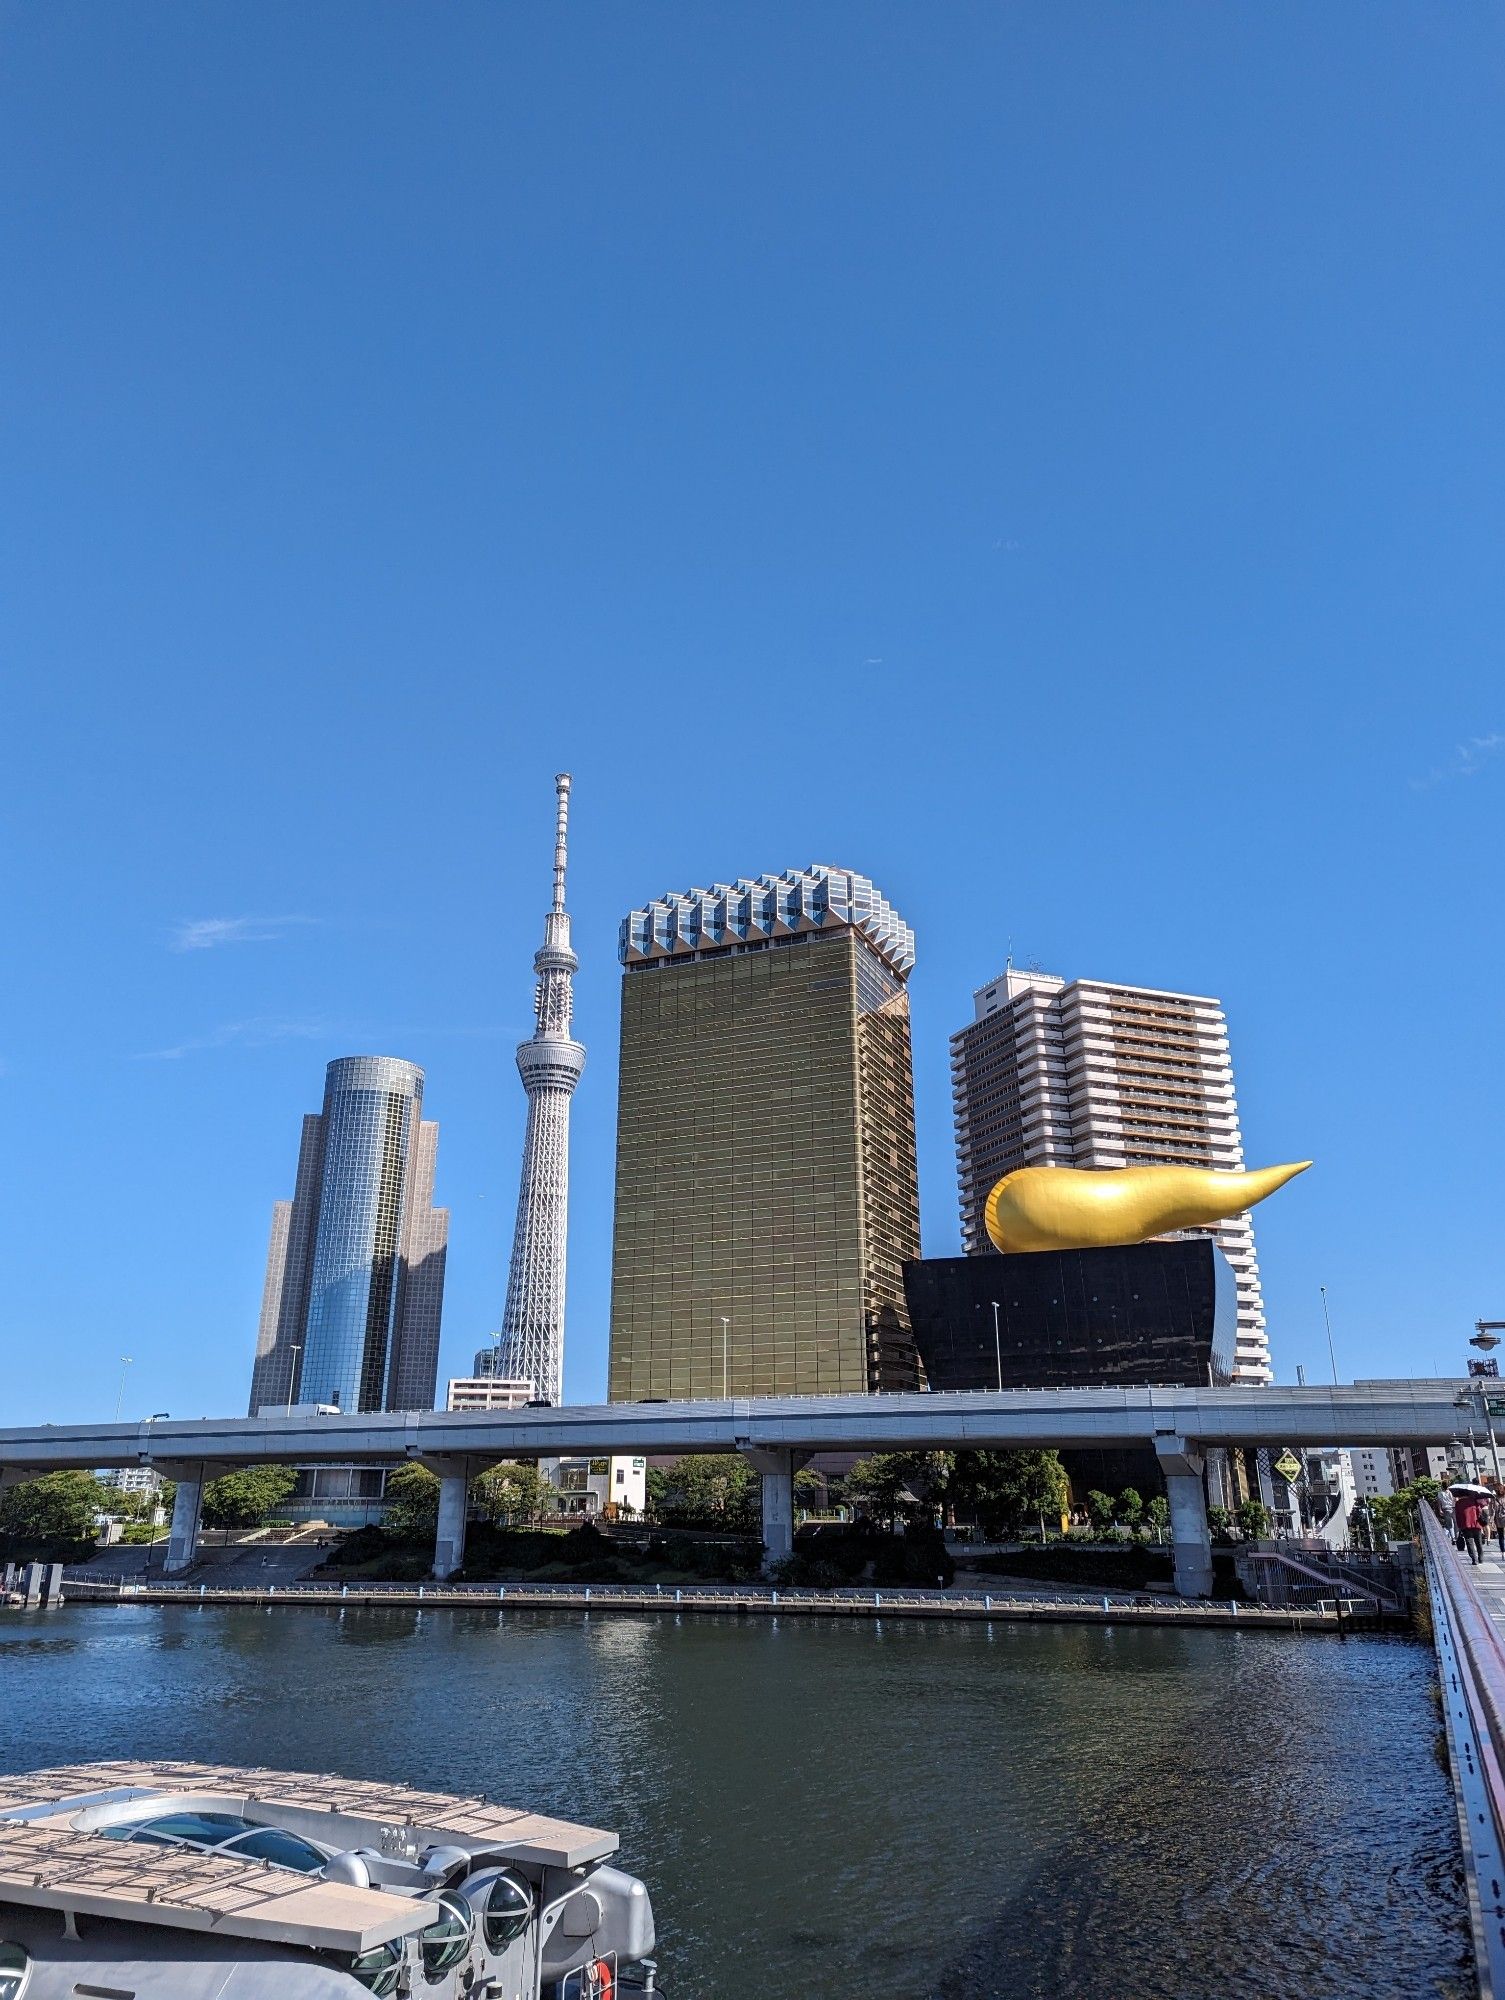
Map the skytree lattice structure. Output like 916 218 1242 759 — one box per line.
495 774 586 1405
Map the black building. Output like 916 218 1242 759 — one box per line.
902 1240 1237 1503
903 1238 1236 1394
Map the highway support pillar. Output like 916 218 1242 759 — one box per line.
163 1470 204 1575
427 1459 472 1580
739 1448 810 1573
1155 1436 1213 1599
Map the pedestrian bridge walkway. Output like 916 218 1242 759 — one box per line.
1420 1509 1505 1997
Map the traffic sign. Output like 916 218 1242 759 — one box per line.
1273 1451 1303 1483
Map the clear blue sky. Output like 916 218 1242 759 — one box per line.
4 4 1501 1425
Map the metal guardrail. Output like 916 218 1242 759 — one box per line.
1420 1508 1505 1998
55 1574 1335 1630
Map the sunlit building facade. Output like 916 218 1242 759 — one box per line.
951 969 1272 1383
608 865 922 1400
248 1056 449 1415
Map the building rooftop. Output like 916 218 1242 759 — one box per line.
621 864 915 977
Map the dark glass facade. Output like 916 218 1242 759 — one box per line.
901 1238 1237 1395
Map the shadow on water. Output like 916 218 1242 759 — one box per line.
0 1607 1470 2000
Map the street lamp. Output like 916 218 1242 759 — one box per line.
286 1344 302 1416
114 1357 133 1422
1320 1287 1339 1387
990 1302 1003 1395
719 1318 730 1401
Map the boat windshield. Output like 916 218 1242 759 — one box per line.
100 1813 327 1873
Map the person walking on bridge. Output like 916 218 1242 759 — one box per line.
1454 1489 1486 1566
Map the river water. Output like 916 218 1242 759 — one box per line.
0 1605 1471 1999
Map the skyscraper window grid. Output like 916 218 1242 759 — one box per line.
608 865 921 1402
248 1056 448 1416
950 969 1272 1384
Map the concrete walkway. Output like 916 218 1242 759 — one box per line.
1459 1538 1505 1630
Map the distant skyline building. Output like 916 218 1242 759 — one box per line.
248 1056 449 1415
608 864 922 1400
494 774 585 1406
446 1374 533 1413
950 968 1272 1383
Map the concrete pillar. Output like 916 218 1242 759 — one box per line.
432 1467 469 1580
1156 1437 1212 1597
164 1473 204 1575
739 1448 810 1572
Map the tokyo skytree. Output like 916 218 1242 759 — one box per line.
495 773 586 1404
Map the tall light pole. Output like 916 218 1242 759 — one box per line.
990 1302 1003 1395
1320 1287 1339 1386
114 1356 133 1422
720 1317 730 1401
286 1344 302 1417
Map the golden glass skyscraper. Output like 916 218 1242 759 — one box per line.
607 865 921 1401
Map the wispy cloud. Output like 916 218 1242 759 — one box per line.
169 915 316 953
1411 733 1505 791
135 1018 330 1061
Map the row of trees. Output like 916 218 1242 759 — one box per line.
0 1465 302 1553
843 1450 1070 1536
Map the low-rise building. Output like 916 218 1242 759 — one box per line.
446 1376 533 1413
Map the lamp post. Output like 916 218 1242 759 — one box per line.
286 1345 302 1417
1320 1287 1339 1387
719 1317 730 1401
990 1302 1003 1395
114 1357 133 1422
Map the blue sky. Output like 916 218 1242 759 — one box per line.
4 4 1501 1425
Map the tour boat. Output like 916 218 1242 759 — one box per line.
0 1760 656 1997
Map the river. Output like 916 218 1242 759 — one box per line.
0 1605 1471 1999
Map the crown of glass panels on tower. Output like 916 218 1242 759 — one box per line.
620 863 915 977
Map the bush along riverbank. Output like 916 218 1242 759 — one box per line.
967 1542 1247 1598
318 1519 766 1586
315 1519 960 1589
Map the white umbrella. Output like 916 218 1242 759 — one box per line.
1449 1482 1494 1497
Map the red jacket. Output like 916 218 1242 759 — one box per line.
1455 1497 1484 1532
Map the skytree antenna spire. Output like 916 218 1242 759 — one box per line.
496 773 586 1404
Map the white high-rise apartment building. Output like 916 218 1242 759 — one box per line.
951 967 1273 1383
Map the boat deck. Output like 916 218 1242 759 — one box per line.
0 1759 617 1870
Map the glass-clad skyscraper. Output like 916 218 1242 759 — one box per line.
248 1056 449 1415
607 865 922 1400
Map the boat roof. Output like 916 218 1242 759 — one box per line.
0 1819 435 1953
0 1760 618 1871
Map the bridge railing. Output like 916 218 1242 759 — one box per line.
1419 1506 1505 1997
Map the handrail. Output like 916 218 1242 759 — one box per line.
1419 1508 1505 1996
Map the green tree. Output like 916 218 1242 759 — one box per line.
846 1453 937 1528
0 1471 108 1550
949 1451 1069 1538
1235 1498 1271 1540
1086 1489 1115 1533
1146 1496 1170 1535
1 1472 106 1544
383 1463 440 1540
648 1455 758 1528
1206 1504 1232 1541
200 1465 298 1530
472 1461 547 1525
1116 1487 1143 1527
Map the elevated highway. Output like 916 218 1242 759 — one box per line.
0 1379 1471 1594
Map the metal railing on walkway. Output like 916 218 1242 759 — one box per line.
54 1573 1341 1632
1420 1507 1505 1998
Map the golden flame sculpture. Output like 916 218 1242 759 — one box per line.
983 1161 1311 1256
